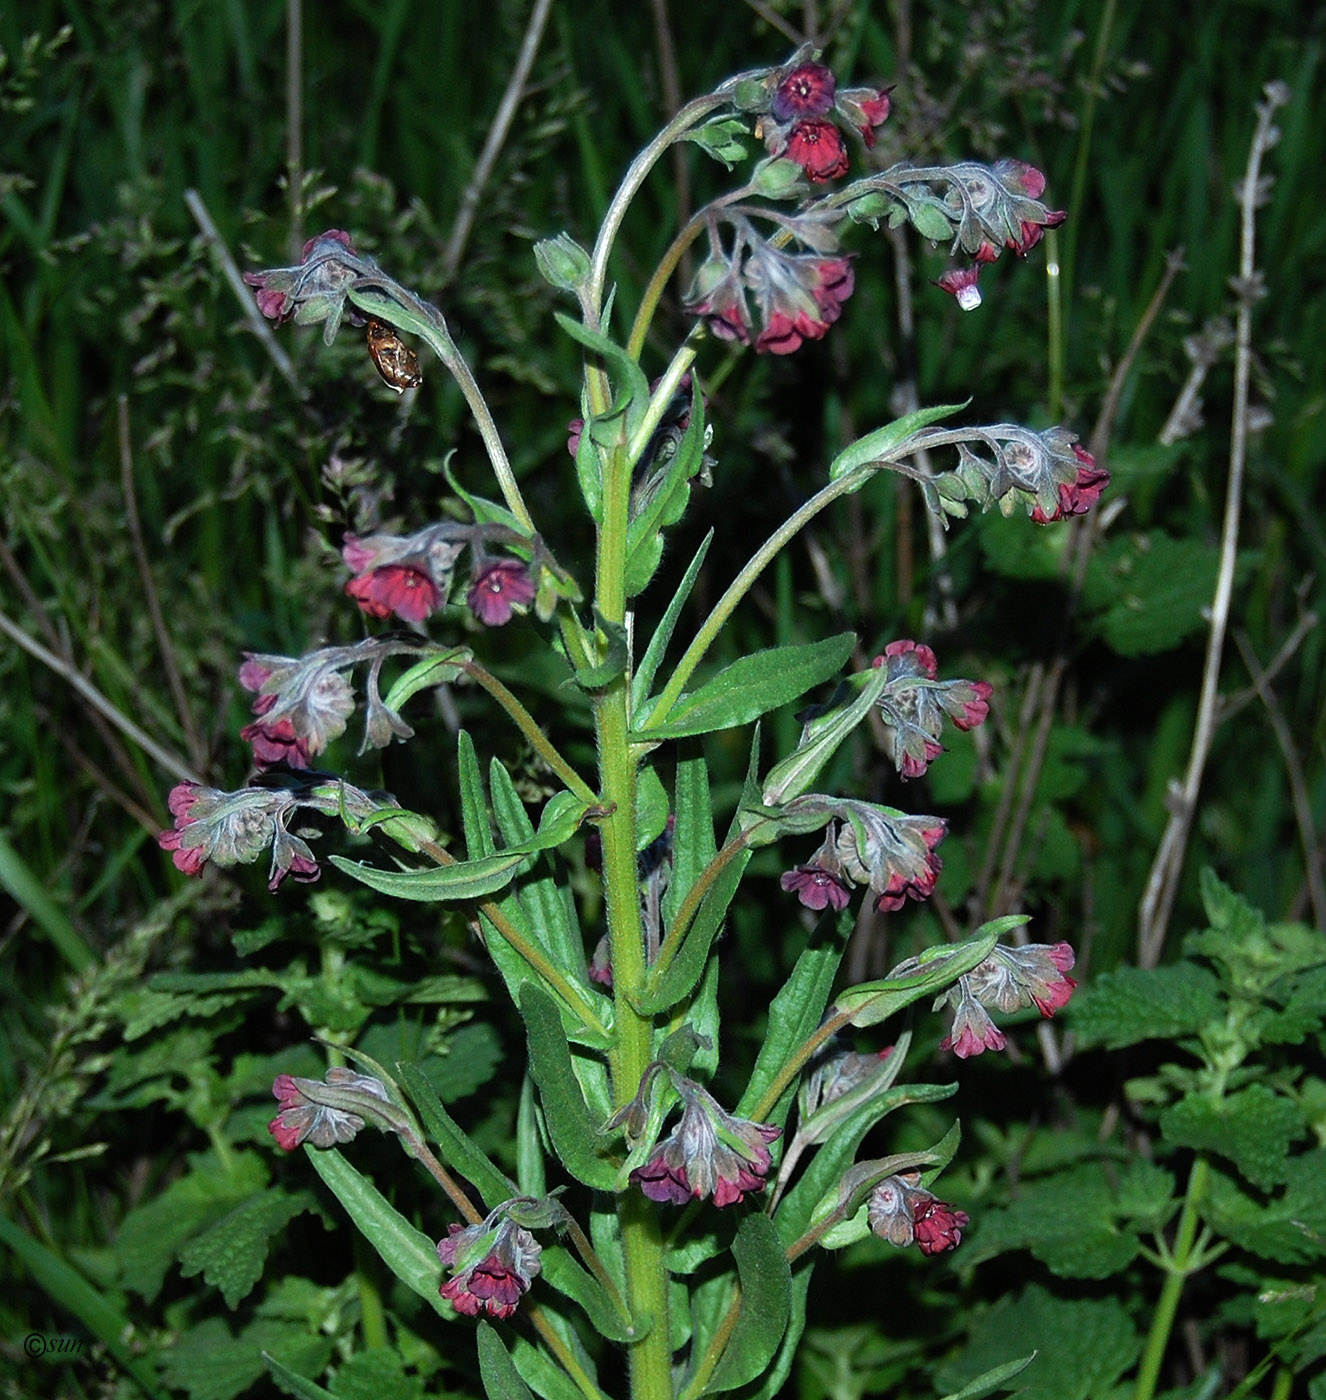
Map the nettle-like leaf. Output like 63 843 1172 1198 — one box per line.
178 1187 319 1308
1204 1150 1326 1264
965 1162 1146 1279
166 1315 334 1400
1160 1083 1305 1190
1069 962 1224 1050
933 1285 1140 1400
118 1150 273 1301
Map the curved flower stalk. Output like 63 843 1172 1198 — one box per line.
154 40 1110 1400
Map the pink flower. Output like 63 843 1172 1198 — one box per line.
770 61 837 121
240 696 311 769
783 118 850 181
467 559 536 626
242 230 360 327
780 863 853 912
935 266 983 311
345 565 442 622
867 1172 969 1254
848 87 892 147
630 1086 780 1208
940 981 1008 1058
875 639 938 678
158 782 208 875
438 1219 542 1321
267 1067 390 1151
1031 445 1110 523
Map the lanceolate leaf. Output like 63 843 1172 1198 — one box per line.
304 1148 446 1316
540 1247 641 1344
828 402 967 482
631 530 714 714
706 1214 792 1392
396 1062 516 1208
332 781 590 903
476 1322 536 1400
635 633 856 741
520 984 619 1190
831 923 1011 1027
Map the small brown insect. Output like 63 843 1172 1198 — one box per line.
365 319 422 393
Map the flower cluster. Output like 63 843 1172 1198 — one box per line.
341 524 538 627
156 770 436 891
742 54 892 182
929 158 1066 310
437 1215 543 1321
624 1074 781 1208
685 218 855 356
870 640 993 780
780 797 947 915
866 1172 970 1254
268 1067 395 1151
926 425 1109 525
243 229 379 341
933 942 1078 1057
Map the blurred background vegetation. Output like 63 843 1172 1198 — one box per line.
2 1 1323 1397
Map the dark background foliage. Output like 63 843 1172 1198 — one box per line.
2 1 1323 1397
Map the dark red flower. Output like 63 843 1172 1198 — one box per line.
345 565 442 622
467 559 536 626
770 62 837 121
875 639 938 679
853 88 892 147
1031 445 1109 523
630 1089 780 1208
240 695 312 769
781 863 852 912
935 266 983 311
437 1219 542 1321
784 119 850 181
913 1197 971 1255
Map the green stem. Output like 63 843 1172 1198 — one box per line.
1134 1155 1210 1400
641 463 882 733
461 660 598 803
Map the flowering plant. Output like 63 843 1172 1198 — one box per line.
163 46 1095 1400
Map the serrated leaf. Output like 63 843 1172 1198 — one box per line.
1161 1084 1304 1189
168 1317 333 1400
1204 1151 1326 1263
965 1163 1142 1279
706 1215 792 1392
1069 963 1224 1049
304 1148 446 1314
636 634 856 741
325 1346 426 1400
1092 532 1236 657
933 1285 1139 1400
178 1189 316 1308
520 984 618 1189
828 402 967 481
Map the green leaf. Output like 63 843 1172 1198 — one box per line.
166 1316 332 1400
1161 1084 1304 1190
737 931 850 1120
1204 1151 1326 1264
636 633 856 741
683 116 751 167
828 402 967 481
540 1246 640 1343
933 1285 1139 1400
635 764 671 849
333 787 588 903
624 379 707 597
304 1148 446 1314
632 532 714 715
263 1352 338 1400
178 1188 317 1308
381 647 471 714
637 847 750 1014
707 1215 792 1392
476 1322 535 1400
520 984 618 1189
396 1061 516 1208
1069 963 1224 1049
832 924 1008 1027
938 1355 1038 1400
965 1163 1144 1278
0 1212 171 1400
